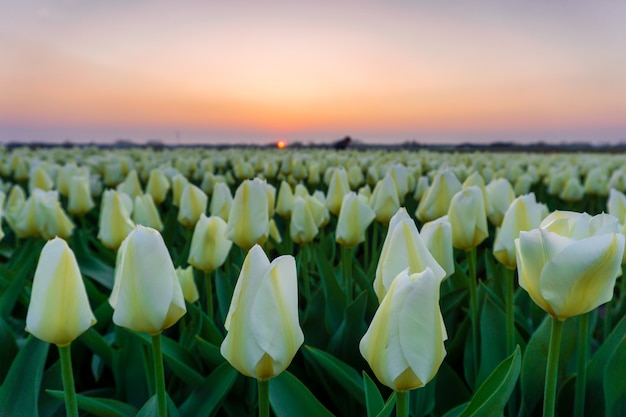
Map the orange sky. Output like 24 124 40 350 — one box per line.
1 1 626 144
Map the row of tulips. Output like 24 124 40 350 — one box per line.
1 145 626 417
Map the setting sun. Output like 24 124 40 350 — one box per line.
276 140 287 149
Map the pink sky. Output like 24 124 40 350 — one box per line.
1 1 626 145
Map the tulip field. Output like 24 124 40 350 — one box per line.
1 145 626 417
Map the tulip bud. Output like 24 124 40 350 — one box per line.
98 189 135 250
171 173 189 207
209 182 233 222
133 194 164 231
607 188 626 223
326 168 351 216
307 161 321 186
0 191 4 241
176 266 199 303
374 208 446 302
3 185 25 233
29 166 54 192
117 170 143 199
276 181 295 218
584 167 609 196
485 178 515 227
177 183 208 228
67 175 95 216
559 177 584 202
420 216 455 279
290 196 319 245
412 176 429 202
26 238 96 346
188 214 232 273
109 226 186 334
493 193 548 269
416 169 462 223
360 268 447 391
335 192 376 247
369 174 400 225
16 189 74 240
515 211 625 320
448 186 488 250
146 169 170 205
348 164 365 189
227 179 269 250
220 245 304 380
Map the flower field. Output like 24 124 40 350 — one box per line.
0 145 625 417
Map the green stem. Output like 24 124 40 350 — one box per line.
258 379 270 417
58 344 79 417
544 318 564 417
341 245 353 301
152 334 167 417
205 271 214 320
395 390 409 417
574 313 590 417
467 248 479 382
302 245 311 301
504 267 515 354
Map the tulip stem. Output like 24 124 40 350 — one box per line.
504 267 515 354
301 245 312 302
544 317 564 417
205 271 214 320
395 391 409 417
258 379 270 417
574 313 590 417
58 344 79 417
151 334 167 417
341 246 353 301
467 248 479 382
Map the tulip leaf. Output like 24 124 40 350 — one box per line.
0 336 49 417
375 392 396 417
441 402 468 417
586 313 626 416
410 380 436 417
328 290 368 367
315 249 346 332
78 327 114 368
477 294 508 386
178 362 238 417
0 317 18 383
434 362 472 416
457 346 521 417
46 390 137 417
136 394 180 417
302 345 364 406
362 371 384 416
269 371 335 417
72 229 115 289
194 335 226 369
128 330 204 387
0 239 43 317
604 334 626 417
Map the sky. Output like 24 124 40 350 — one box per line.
1 0 626 146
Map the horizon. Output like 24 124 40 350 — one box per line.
2 1 626 146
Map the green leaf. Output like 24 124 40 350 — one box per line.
442 403 469 417
136 394 180 417
0 317 18 384
327 290 368 367
72 229 115 289
375 392 396 417
434 362 472 417
178 362 238 417
604 337 626 417
410 380 435 417
457 346 521 417
46 390 137 417
0 336 49 417
362 372 384 417
315 249 346 332
194 335 226 369
129 330 204 387
269 371 335 417
77 327 114 368
302 345 364 406
0 239 43 317
477 294 508 385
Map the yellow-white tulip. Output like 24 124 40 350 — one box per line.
16 189 74 240
485 178 515 227
420 216 455 279
116 170 143 198
326 168 351 216
29 166 54 192
26 238 96 346
109 226 186 334
335 192 376 247
515 211 625 320
67 175 95 216
145 169 170 205
276 181 295 219
369 174 400 225
226 179 269 250
176 266 199 303
171 173 189 207
290 196 319 245
448 186 488 250
177 183 208 228
416 169 462 223
98 190 135 250
607 188 626 223
188 214 232 273
360 268 447 391
220 245 304 380
209 182 233 222
133 194 164 231
374 208 446 302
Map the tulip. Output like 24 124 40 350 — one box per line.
514 173 533 196
607 188 626 223
584 167 609 196
98 190 135 250
188 214 232 273
326 167 351 216
171 173 189 207
516 211 624 320
29 165 54 192
374 208 446 302
348 164 365 189
210 182 233 222
493 193 548 269
109 225 186 334
462 171 488 211
4 184 26 233
177 183 208 228
276 180 295 218
335 192 376 248
176 266 199 303
416 169 462 223
388 164 410 201
290 196 319 245
16 189 74 240
133 194 164 231
559 177 584 202
412 176 429 202
485 178 515 227
146 169 170 205
360 268 447 393
26 237 96 346
420 216 455 279
369 174 400 225
0 191 4 241
117 170 143 198
307 161 321 186
448 186 488 251
220 244 304 380
67 175 95 216
226 179 269 250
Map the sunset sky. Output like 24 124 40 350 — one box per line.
1 1 626 145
